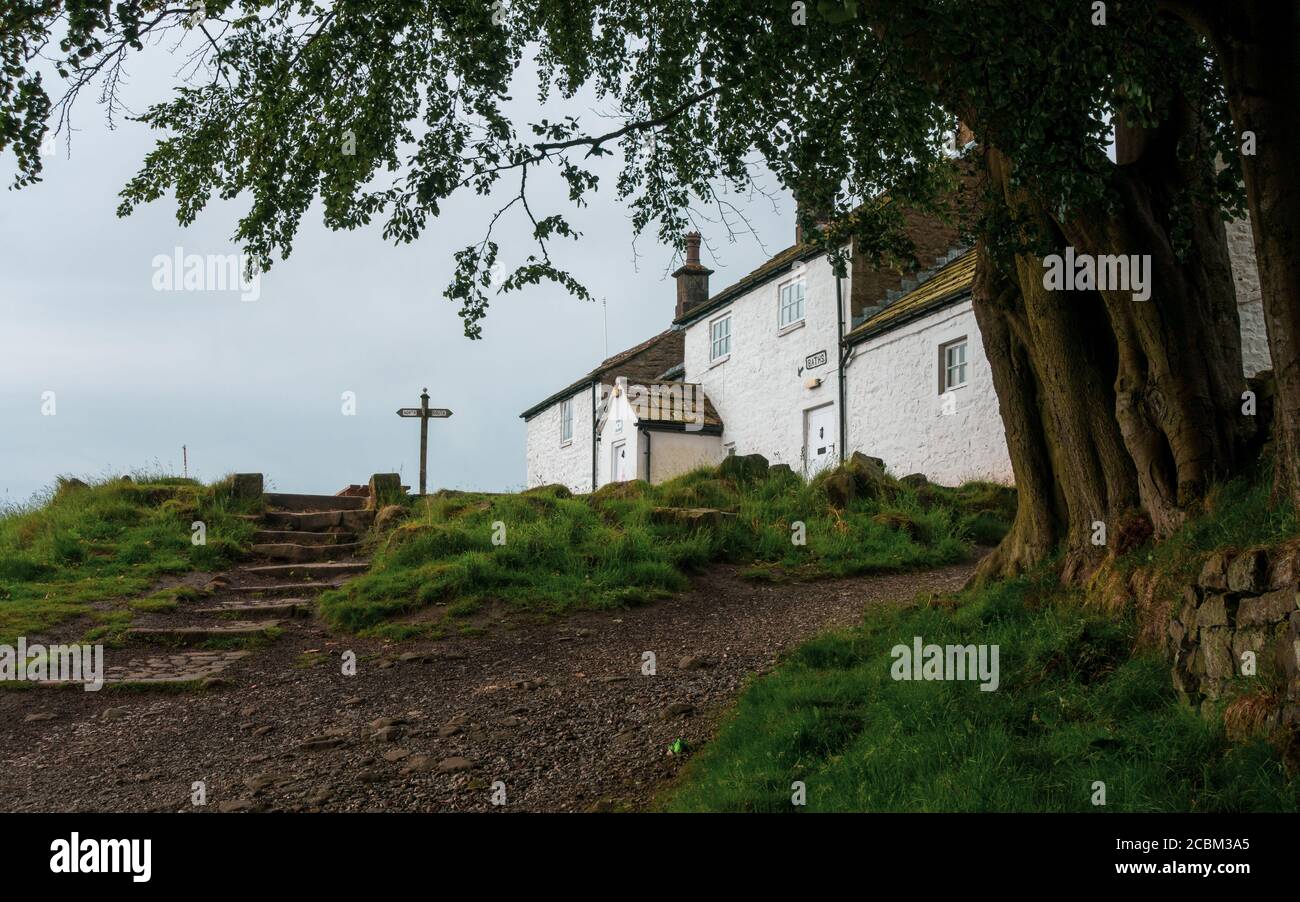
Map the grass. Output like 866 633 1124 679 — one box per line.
0 474 258 644
319 461 1015 638
664 467 1300 812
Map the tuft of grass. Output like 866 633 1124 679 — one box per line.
319 463 1013 635
0 475 257 643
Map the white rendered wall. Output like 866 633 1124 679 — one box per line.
1226 215 1272 378
646 430 726 483
524 384 594 493
683 254 843 474
844 300 1012 486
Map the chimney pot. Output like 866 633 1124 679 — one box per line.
685 231 702 266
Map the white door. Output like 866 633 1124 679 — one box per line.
804 405 837 476
611 440 630 482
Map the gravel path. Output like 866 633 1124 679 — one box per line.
0 559 976 813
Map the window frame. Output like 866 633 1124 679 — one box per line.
938 337 969 394
559 397 574 445
777 276 806 331
709 313 732 363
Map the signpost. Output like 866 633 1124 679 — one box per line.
397 388 453 495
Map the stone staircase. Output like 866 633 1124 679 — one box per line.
98 486 376 687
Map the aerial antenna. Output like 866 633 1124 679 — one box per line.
602 296 609 358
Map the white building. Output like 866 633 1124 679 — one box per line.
523 212 1270 491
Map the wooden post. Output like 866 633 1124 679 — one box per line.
419 387 430 496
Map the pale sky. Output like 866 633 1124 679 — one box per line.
0 38 791 507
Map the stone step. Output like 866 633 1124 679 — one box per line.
229 581 343 596
265 492 368 512
252 529 357 546
194 599 312 618
126 621 282 644
240 561 368 580
260 509 375 532
252 542 364 562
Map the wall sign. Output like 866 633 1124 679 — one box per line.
805 349 828 370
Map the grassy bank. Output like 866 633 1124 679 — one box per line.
0 475 257 644
665 469 1300 812
319 460 1015 638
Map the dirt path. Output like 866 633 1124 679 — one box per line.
0 558 977 813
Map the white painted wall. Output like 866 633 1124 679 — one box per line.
595 385 640 486
845 300 1013 485
524 383 594 493
683 253 844 474
646 430 726 482
1226 214 1271 377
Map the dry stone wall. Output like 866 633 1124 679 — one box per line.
1169 542 1300 731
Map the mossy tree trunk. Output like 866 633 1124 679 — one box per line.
972 107 1250 583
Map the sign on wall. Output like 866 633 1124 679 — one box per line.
805 349 828 370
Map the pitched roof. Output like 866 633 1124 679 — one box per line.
672 242 825 327
623 381 724 429
845 250 977 345
519 328 684 420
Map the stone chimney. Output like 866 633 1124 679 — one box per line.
673 232 713 320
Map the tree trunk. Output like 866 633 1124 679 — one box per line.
1193 0 1300 509
971 110 1249 582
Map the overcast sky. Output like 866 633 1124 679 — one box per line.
0 38 791 508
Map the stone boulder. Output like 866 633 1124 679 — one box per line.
1227 548 1269 593
650 507 737 530
231 473 264 500
522 483 572 499
899 473 929 489
375 504 408 530
821 471 858 510
718 453 770 484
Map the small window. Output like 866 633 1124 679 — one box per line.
779 278 806 328
710 314 732 361
940 338 968 392
560 398 574 443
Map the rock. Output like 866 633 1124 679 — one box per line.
1196 594 1230 629
677 655 713 671
437 756 475 773
369 716 407 731
298 735 344 752
522 483 572 499
342 696 363 707
768 463 796 480
649 507 736 529
374 725 403 743
358 768 387 784
199 676 232 691
244 773 280 792
1238 588 1298 627
821 472 857 509
102 706 130 722
216 799 258 813
230 473 263 500
1199 552 1230 591
382 748 410 762
1200 628 1235 683
718 453 770 484
207 575 230 590
400 754 437 775
24 712 55 723
437 718 467 738
375 504 408 530
589 479 650 504
872 511 920 539
899 473 929 489
55 476 89 494
662 702 695 719
500 716 523 728
252 725 275 737
1268 545 1300 591
368 473 403 507
849 451 886 475
1227 549 1269 593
